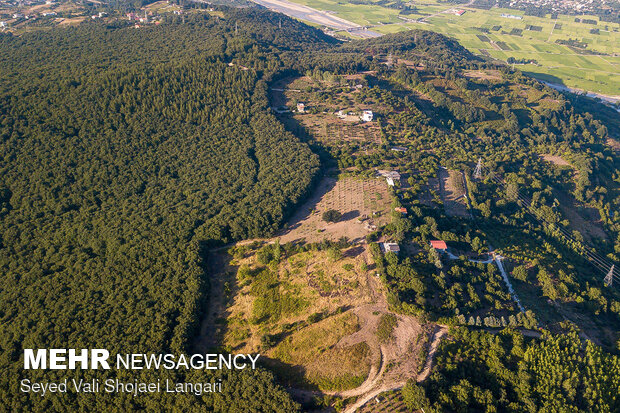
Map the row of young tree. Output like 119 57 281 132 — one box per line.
402 328 620 412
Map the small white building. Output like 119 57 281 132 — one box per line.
0 22 6 28
378 170 400 186
361 110 373 122
296 102 306 113
381 242 400 253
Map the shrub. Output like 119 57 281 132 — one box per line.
376 313 398 343
323 209 342 223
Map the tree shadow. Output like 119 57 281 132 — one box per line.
343 245 365 258
192 242 241 353
340 210 360 221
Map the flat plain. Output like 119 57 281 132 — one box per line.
280 0 620 95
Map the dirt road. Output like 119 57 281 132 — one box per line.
343 324 448 413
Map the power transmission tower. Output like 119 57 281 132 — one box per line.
279 18 282 29
473 158 483 179
235 21 238 35
604 265 614 287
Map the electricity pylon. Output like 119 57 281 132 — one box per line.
473 158 483 179
604 265 614 287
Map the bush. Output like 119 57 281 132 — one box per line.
323 209 342 223
401 379 430 411
376 313 398 343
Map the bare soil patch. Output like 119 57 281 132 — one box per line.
438 167 469 218
464 70 503 81
278 176 390 244
540 153 571 167
607 138 620 152
58 17 87 25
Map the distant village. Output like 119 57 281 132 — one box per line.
0 0 189 32
501 0 617 17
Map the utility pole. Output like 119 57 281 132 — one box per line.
604 265 614 287
279 18 282 29
474 158 483 180
235 21 238 35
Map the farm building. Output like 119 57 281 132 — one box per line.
378 170 401 180
391 146 407 152
394 207 407 214
430 240 447 251
378 170 401 186
381 242 400 253
297 102 306 113
361 110 373 122
452 9 466 16
501 13 523 20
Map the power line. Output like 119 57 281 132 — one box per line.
489 172 620 282
476 162 619 285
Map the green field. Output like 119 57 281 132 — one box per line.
287 0 620 95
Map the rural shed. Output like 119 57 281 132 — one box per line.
382 242 400 253
430 240 447 251
361 110 373 122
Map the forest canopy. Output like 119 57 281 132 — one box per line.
0 11 324 411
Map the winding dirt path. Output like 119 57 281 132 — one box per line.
343 324 448 413
416 325 448 382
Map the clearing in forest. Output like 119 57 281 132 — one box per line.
438 167 469 218
540 153 571 167
271 75 385 148
195 241 432 395
552 188 608 242
278 176 391 244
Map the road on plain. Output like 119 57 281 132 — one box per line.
250 0 382 37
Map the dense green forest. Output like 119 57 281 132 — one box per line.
405 327 620 412
0 10 329 411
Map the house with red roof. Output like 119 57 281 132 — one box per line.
430 240 447 251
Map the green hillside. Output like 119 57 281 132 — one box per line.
0 5 619 412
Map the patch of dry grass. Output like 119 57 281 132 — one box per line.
222 245 374 353
269 312 372 390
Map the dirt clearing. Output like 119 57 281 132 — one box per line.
540 154 571 167
278 176 391 244
438 167 469 218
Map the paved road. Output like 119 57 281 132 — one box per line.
250 0 382 37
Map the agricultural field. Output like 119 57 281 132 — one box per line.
277 176 391 244
282 0 620 95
